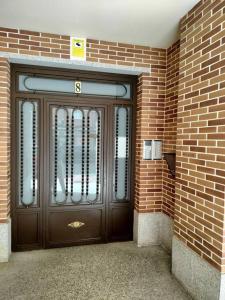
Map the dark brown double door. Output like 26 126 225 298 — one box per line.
12 67 135 251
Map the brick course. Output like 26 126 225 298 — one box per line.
175 0 225 272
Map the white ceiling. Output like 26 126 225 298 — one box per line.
1 0 200 48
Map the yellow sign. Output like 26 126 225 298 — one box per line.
70 37 86 61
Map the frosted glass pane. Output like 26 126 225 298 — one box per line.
71 110 83 202
18 75 131 99
114 107 130 201
19 75 75 93
87 110 100 201
52 108 68 203
50 106 102 205
82 82 130 99
18 101 38 206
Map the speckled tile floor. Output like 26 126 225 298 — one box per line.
0 242 191 300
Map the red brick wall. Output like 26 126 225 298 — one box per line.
0 27 70 59
162 41 180 218
0 57 10 223
135 63 166 212
0 26 167 220
86 39 166 68
175 0 225 272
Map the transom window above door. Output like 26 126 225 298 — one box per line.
18 75 131 99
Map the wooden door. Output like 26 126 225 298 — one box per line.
44 100 107 247
11 65 135 251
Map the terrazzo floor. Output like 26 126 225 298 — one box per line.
0 242 191 300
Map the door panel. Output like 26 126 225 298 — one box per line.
108 106 133 241
109 207 132 241
12 98 43 251
48 209 103 245
16 212 40 246
45 102 106 247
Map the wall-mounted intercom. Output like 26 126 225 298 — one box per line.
143 140 162 160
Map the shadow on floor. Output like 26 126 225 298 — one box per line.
0 242 191 300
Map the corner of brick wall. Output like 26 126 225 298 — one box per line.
162 40 180 219
175 0 225 272
0 57 10 223
135 50 166 213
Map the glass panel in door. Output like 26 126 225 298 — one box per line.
18 100 39 207
50 106 102 205
113 106 131 201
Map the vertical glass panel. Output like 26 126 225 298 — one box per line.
18 101 38 206
52 108 69 204
114 107 130 201
86 110 101 202
71 109 83 203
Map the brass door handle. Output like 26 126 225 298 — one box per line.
68 221 85 229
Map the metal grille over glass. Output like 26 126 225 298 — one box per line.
51 106 102 205
113 106 130 201
18 100 39 206
18 75 131 99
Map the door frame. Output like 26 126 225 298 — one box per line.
10 64 137 251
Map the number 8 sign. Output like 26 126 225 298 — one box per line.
74 81 81 94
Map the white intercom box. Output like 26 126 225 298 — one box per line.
143 140 162 160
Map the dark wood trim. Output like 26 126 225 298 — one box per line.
11 67 16 250
13 63 137 102
13 63 137 82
